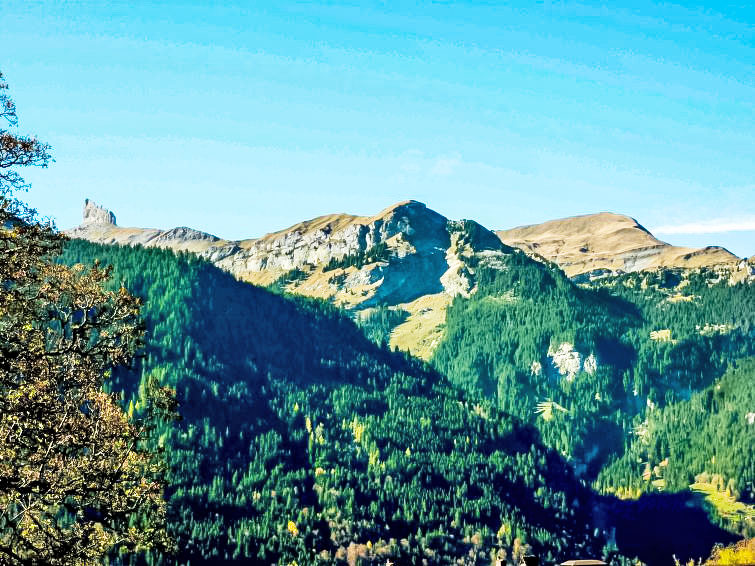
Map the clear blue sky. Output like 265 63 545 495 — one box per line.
3 1 753 256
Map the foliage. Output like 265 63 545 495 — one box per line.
267 266 312 295
323 242 391 271
357 306 409 348
0 73 51 194
597 359 755 531
0 72 172 566
432 253 639 470
590 271 755 503
433 254 754 483
59 239 630 566
703 538 755 566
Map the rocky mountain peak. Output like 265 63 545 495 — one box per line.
375 199 427 217
82 199 116 226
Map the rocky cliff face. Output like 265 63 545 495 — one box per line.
214 200 456 303
66 199 520 358
66 200 514 300
82 199 116 226
67 201 747 359
496 212 741 279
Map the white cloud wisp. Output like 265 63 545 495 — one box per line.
653 216 755 235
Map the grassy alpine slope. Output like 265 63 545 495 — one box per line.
59 239 629 566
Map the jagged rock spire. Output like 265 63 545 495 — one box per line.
82 198 116 226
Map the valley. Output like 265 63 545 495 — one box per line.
62 200 755 565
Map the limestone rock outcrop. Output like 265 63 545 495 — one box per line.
546 342 597 382
82 199 116 226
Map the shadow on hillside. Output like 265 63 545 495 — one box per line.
191 262 432 387
599 491 739 565
363 250 448 307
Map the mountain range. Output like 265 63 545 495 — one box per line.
68 199 750 281
60 198 755 565
67 198 754 360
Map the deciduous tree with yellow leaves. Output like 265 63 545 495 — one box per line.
0 71 175 565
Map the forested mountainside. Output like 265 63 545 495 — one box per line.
597 359 755 536
68 199 750 362
432 258 755 480
59 240 631 566
62 204 755 566
429 257 755 558
588 270 754 506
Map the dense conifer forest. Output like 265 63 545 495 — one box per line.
58 239 754 565
59 240 631 566
433 258 754 490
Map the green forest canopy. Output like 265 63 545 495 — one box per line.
59 239 631 566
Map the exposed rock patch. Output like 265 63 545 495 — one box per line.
82 199 116 226
546 342 598 382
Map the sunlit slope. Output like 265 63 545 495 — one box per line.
497 212 741 278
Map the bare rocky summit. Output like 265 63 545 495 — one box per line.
82 199 116 226
67 202 222 253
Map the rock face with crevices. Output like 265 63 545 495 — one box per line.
82 199 116 226
66 199 521 357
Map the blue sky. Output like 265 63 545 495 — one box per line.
2 1 753 256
